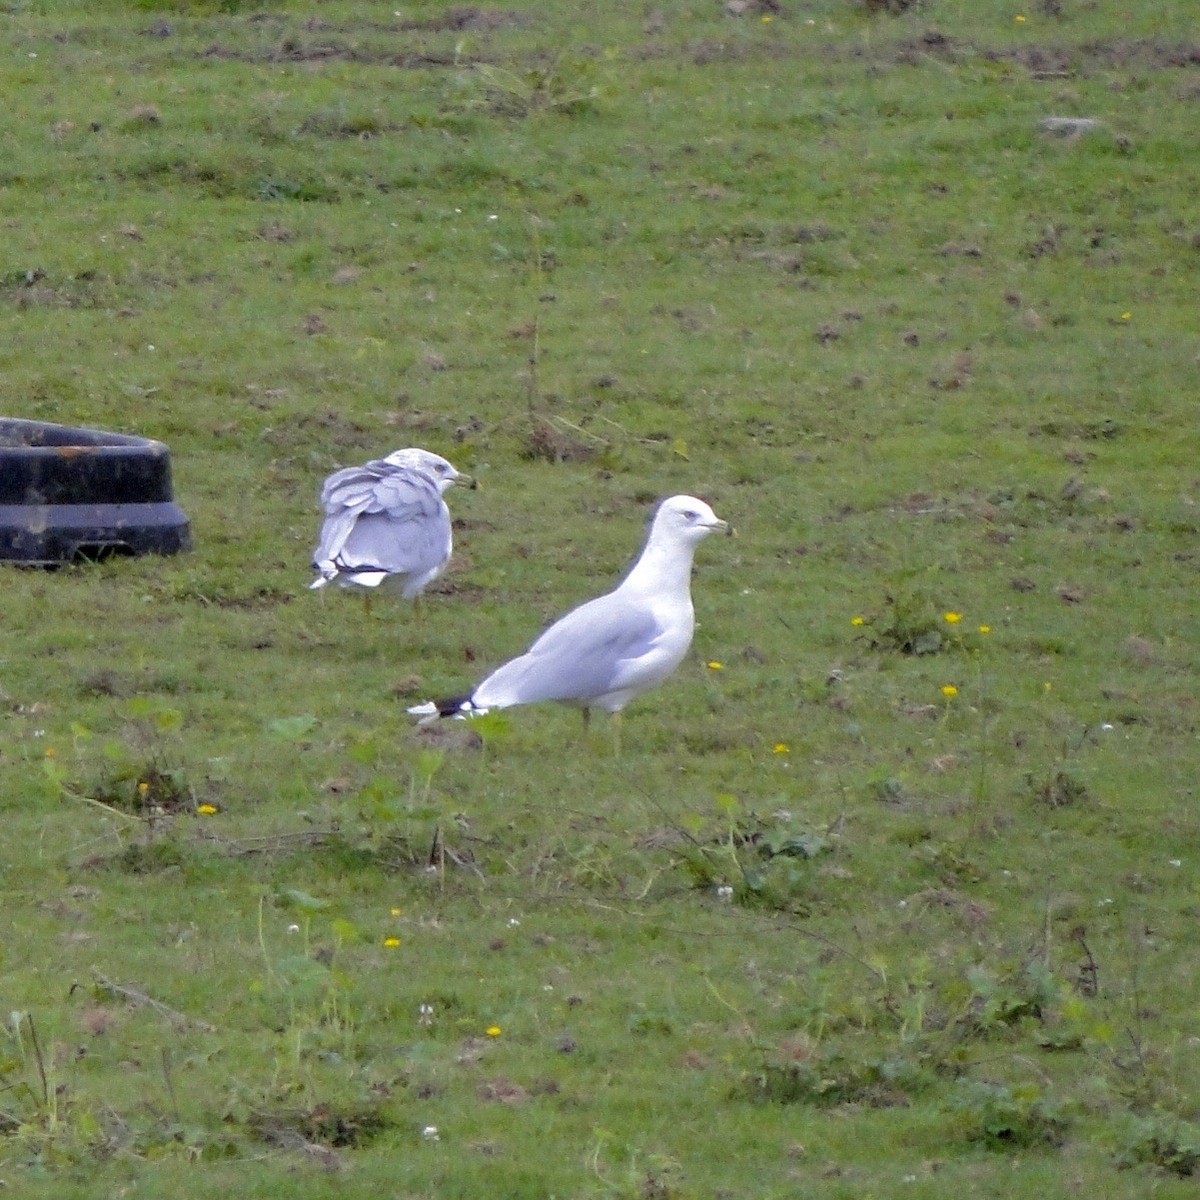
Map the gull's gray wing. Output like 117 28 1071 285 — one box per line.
314 463 448 575
336 506 449 577
473 592 664 707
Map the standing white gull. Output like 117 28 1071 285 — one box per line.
310 448 470 615
410 495 728 736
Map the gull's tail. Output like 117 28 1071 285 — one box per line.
310 562 336 590
310 556 391 591
407 693 485 724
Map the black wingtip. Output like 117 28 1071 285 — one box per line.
435 693 475 718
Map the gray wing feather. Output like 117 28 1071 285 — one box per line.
338 506 449 576
314 462 448 573
319 460 437 516
312 509 361 568
474 593 663 706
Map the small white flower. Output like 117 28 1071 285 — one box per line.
1169 859 1182 867
488 214 498 221
898 899 907 908
287 923 300 933
1101 723 1114 731
146 344 155 351
507 917 521 927
716 885 733 901
418 1003 434 1025
422 1125 440 1141
1100 898 1113 905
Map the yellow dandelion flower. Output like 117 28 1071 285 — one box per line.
978 624 991 634
1120 312 1131 320
138 781 150 793
761 13 773 20
383 936 401 947
850 616 865 626
390 907 402 916
773 743 790 754
44 748 57 759
941 685 958 697
197 803 218 815
706 661 724 671
1043 681 1053 693
486 1025 502 1037
1015 13 1027 21
943 611 962 624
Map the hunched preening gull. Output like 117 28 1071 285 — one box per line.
310 448 471 615
409 495 728 741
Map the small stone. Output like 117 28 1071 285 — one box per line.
1039 116 1099 136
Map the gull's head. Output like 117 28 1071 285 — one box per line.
654 495 729 542
384 448 470 492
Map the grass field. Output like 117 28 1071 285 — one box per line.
2 0 1199 1195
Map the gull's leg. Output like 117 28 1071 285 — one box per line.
413 594 423 626
362 590 373 617
611 711 623 758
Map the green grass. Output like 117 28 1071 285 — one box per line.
2 0 1200 1194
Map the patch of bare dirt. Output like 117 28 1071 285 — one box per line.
1 270 105 310
203 40 469 68
397 6 525 32
198 8 525 68
867 32 1200 75
520 417 600 464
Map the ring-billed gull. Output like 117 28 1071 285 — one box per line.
310 448 470 615
410 495 728 738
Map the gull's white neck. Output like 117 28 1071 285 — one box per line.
619 523 698 599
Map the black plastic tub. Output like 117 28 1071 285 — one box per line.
0 418 191 563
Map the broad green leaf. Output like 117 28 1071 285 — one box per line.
415 748 446 784
279 888 330 912
154 707 184 734
267 714 318 741
348 738 380 765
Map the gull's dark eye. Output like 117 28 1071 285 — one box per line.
681 510 699 521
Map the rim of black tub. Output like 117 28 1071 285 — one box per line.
0 417 191 563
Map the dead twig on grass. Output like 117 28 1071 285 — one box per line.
195 829 341 857
90 971 217 1033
